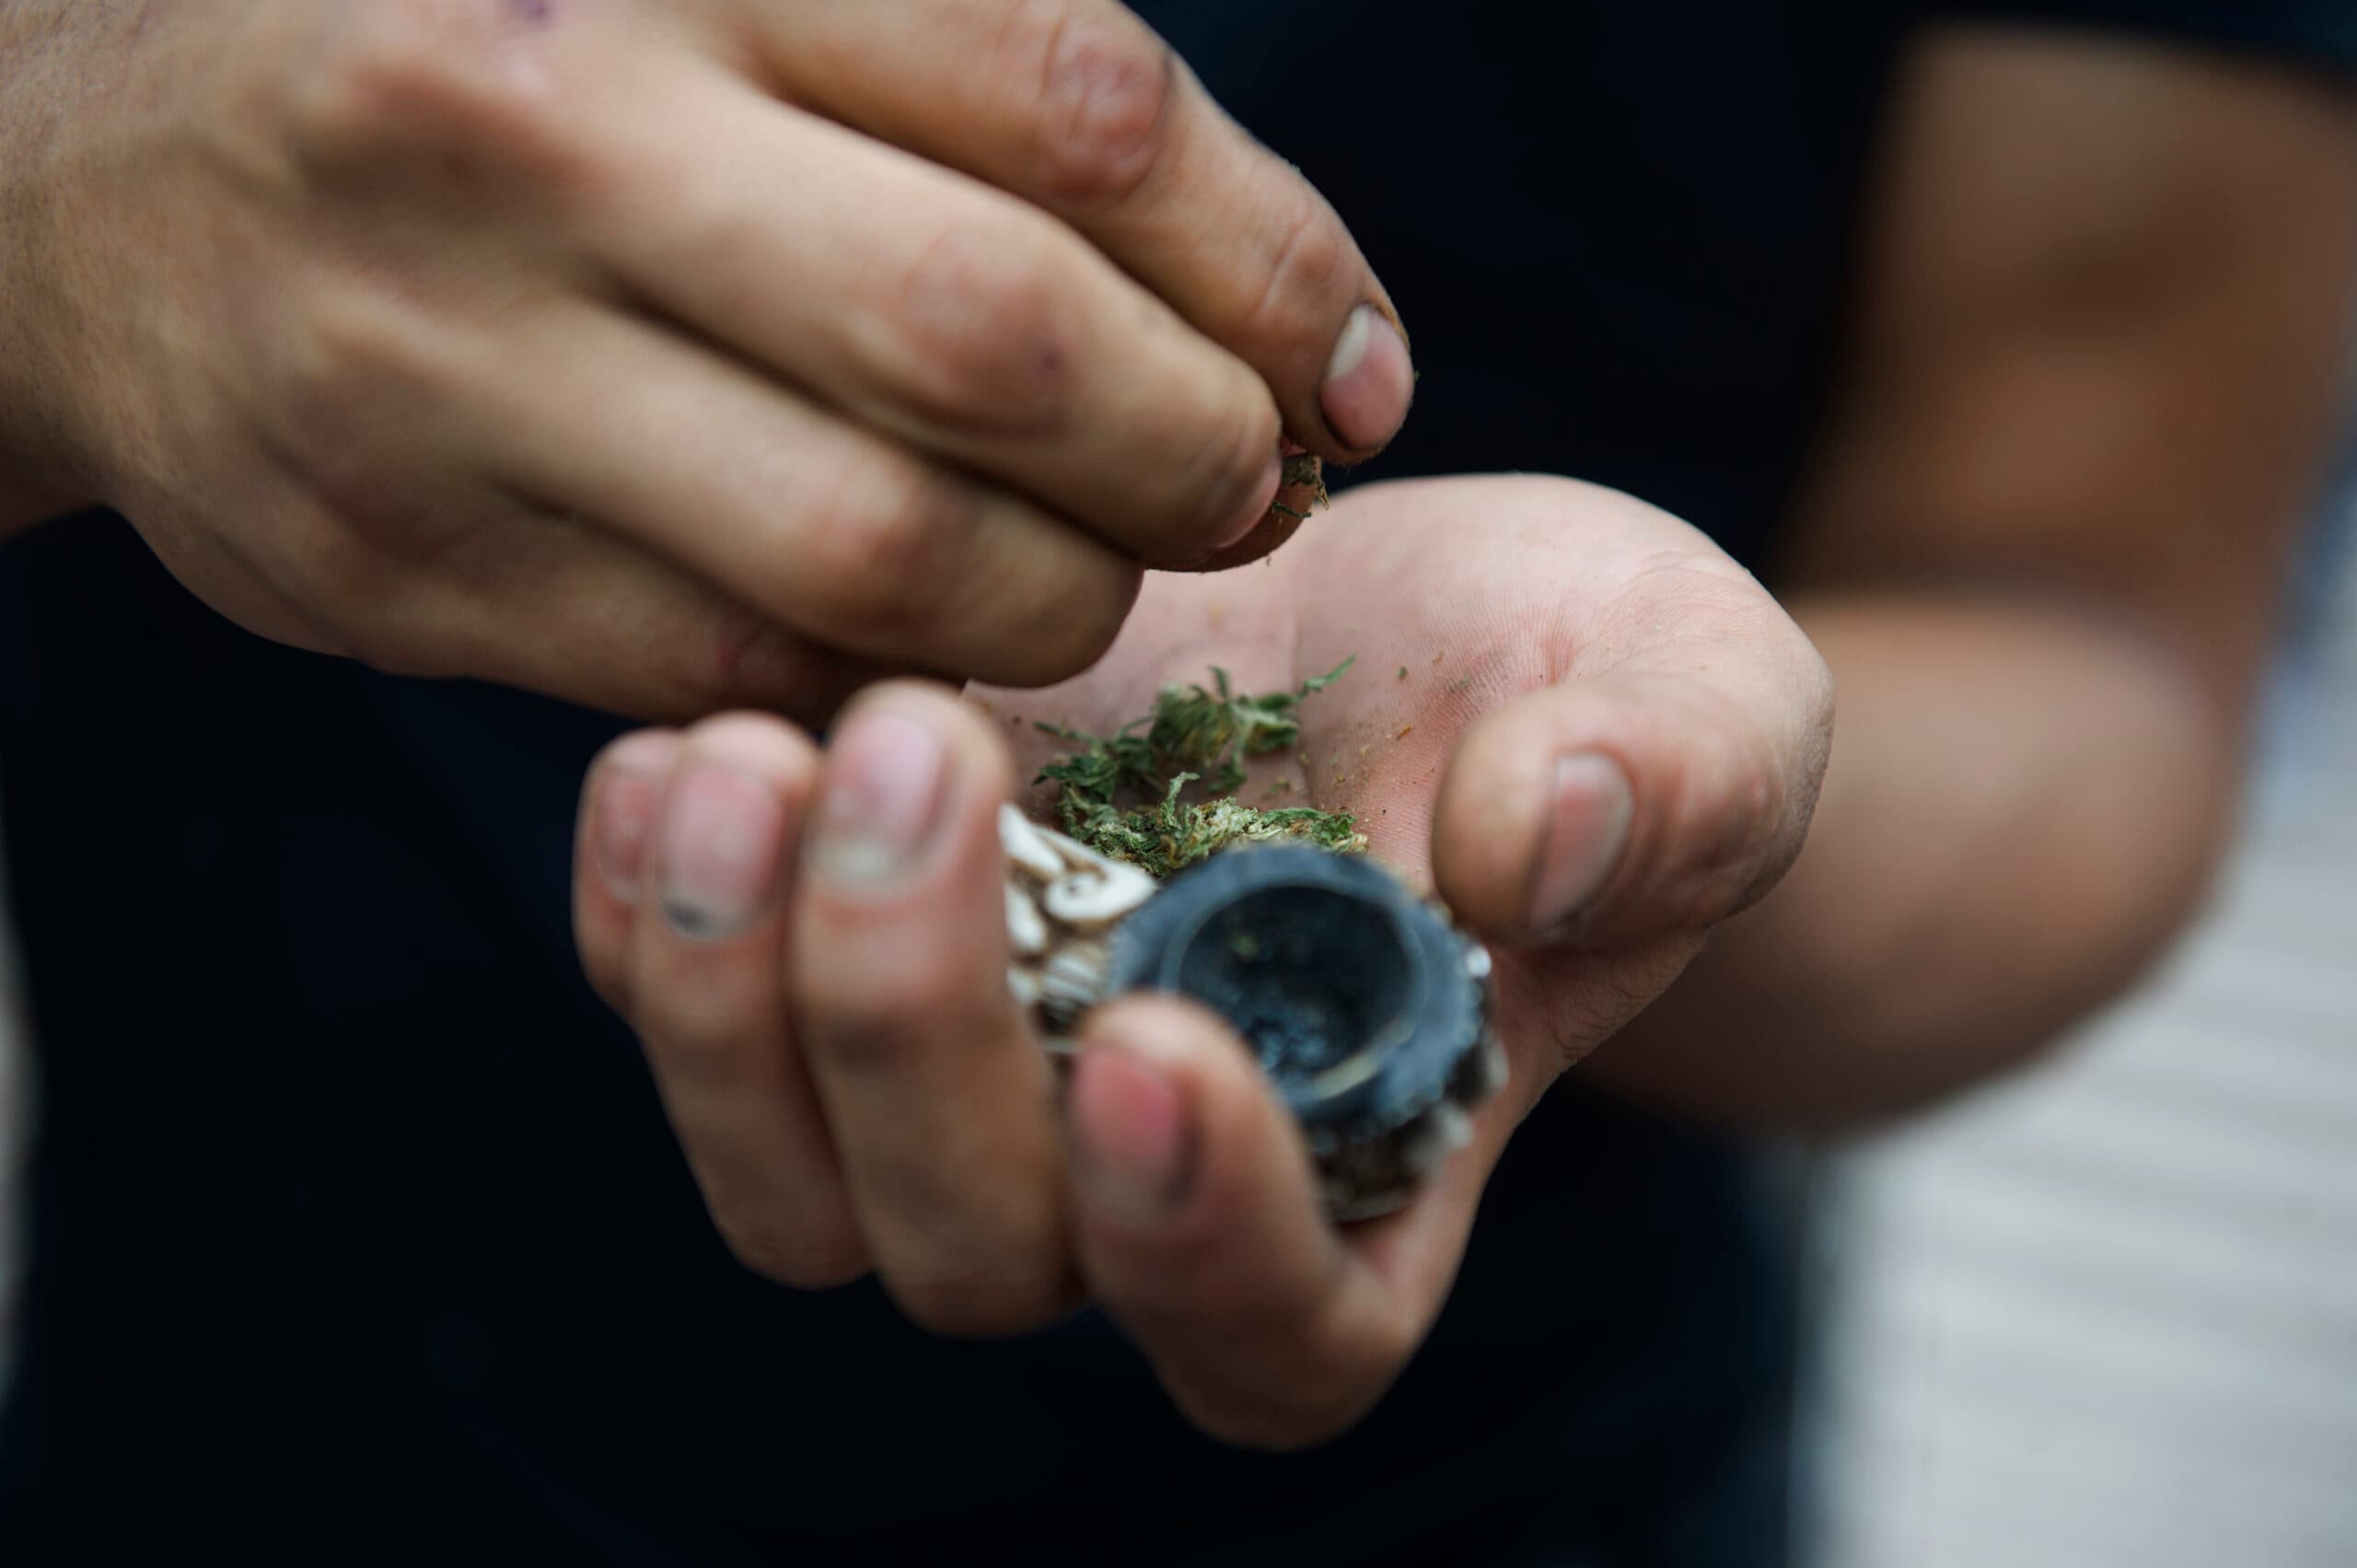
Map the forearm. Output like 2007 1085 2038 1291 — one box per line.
1586 35 2357 1132
0 0 108 538
1580 587 2244 1130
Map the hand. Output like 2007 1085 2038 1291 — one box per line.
0 0 1406 717
571 474 1832 1446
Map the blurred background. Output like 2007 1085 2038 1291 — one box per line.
1 466 2351 1561
1805 449 2357 1567
0 796 22 1416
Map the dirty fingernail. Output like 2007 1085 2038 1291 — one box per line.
1319 304 1413 452
657 763 785 941
1527 751 1634 932
589 733 679 901
1070 1047 1195 1224
807 708 948 891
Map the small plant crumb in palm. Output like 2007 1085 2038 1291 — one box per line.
1035 658 1368 878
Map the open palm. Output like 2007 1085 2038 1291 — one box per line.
993 472 1828 1095
576 473 1830 1447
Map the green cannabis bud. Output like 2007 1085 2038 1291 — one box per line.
1035 659 1369 879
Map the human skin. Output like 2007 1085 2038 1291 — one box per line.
1585 31 2357 1124
574 475 1837 1447
574 30 2357 1449
0 0 1411 718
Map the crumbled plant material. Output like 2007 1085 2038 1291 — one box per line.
1268 451 1331 521
1035 659 1368 878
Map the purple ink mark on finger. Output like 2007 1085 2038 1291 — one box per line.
509 0 553 23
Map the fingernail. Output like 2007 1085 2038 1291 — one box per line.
1527 751 1634 932
1212 441 1284 551
807 708 948 891
589 734 677 901
656 762 786 941
1070 1048 1195 1224
1318 304 1413 451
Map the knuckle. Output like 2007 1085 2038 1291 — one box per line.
251 308 468 663
795 990 958 1079
789 459 978 639
1234 190 1353 345
645 1000 773 1085
882 215 1077 435
793 953 930 1071
1003 1 1176 206
888 1256 1069 1339
794 900 1013 1071
644 608 812 722
255 297 382 476
257 290 455 508
280 17 429 163
715 1214 868 1292
282 0 568 172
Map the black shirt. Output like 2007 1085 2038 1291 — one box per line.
4 4 2350 1564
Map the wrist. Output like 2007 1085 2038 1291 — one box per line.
0 4 119 537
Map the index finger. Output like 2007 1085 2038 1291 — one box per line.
737 0 1415 460
788 684 1078 1336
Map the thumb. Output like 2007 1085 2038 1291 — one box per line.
1431 667 1829 951
1062 996 1420 1449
